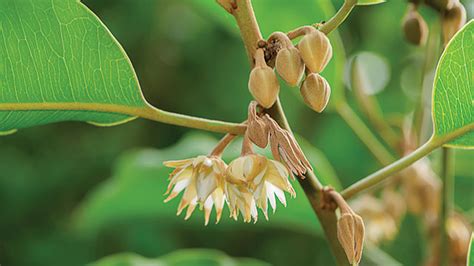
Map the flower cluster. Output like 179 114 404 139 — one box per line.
162 102 312 225
163 153 294 225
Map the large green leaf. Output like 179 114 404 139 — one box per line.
432 20 474 148
90 249 269 266
190 0 346 110
0 0 149 134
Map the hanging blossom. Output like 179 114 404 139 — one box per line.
226 153 295 222
163 155 227 225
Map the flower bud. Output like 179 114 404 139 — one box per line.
300 73 331 113
297 29 332 73
402 5 428 46
276 47 305 87
337 213 365 265
248 49 280 108
442 1 466 45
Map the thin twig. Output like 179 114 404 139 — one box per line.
341 123 473 199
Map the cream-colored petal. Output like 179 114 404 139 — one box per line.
203 196 214 226
196 172 218 202
163 158 194 168
165 167 193 194
266 182 277 212
164 178 191 203
265 161 294 196
212 189 225 223
273 185 287 207
184 197 198 220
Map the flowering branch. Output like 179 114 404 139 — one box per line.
221 1 350 264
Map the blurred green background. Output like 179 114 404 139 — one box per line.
0 0 472 265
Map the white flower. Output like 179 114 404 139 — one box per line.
163 155 227 225
226 154 295 222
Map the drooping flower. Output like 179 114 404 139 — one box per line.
225 154 295 222
163 155 227 225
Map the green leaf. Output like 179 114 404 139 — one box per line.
357 0 386 6
90 249 270 266
0 0 149 133
73 133 328 235
432 20 474 149
469 233 474 266
190 0 346 110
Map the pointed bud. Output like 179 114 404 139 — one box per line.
337 213 365 265
300 73 331 113
276 47 305 87
326 188 365 265
402 5 428 46
297 29 332 73
248 49 280 108
442 1 466 45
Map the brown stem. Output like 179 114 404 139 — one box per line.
231 0 263 65
287 26 315 40
241 132 255 156
270 100 349 266
210 133 237 156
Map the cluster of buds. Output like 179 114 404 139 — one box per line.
403 0 466 46
163 102 313 224
248 27 333 113
322 188 365 265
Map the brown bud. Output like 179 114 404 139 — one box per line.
337 213 365 265
402 5 429 46
246 101 269 148
276 47 305 87
297 29 332 73
300 73 331 113
263 115 312 177
328 190 365 265
442 1 466 45
248 49 280 108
